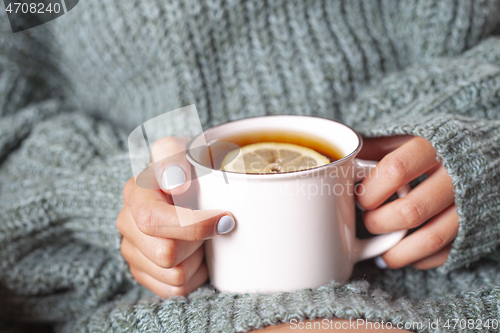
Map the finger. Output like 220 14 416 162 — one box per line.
118 205 203 268
130 262 208 298
411 244 452 270
358 136 440 210
122 238 205 286
150 136 192 195
425 162 441 177
364 165 455 233
357 135 414 161
122 177 137 205
123 175 172 208
127 185 235 240
381 204 459 269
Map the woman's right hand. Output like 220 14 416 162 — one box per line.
117 137 235 298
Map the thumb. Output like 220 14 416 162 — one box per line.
151 137 192 195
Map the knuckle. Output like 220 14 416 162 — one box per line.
382 155 408 184
151 137 182 161
151 137 172 153
192 222 210 241
135 205 152 232
134 204 158 235
363 212 381 234
153 240 177 269
398 199 425 228
425 231 446 253
415 136 434 151
169 267 187 286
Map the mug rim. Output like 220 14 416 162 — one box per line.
187 115 363 178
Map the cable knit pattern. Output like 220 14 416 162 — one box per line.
50 0 500 129
1 0 500 332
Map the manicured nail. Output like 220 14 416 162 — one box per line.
375 256 388 269
217 215 235 235
162 166 186 190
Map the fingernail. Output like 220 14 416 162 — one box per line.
375 256 388 269
162 166 186 190
217 215 235 235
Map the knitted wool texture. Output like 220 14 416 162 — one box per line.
1 0 500 332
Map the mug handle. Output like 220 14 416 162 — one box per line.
352 159 411 263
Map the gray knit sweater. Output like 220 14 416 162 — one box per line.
1 0 500 332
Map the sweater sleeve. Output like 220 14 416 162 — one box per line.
342 37 500 273
0 18 136 324
0 106 137 323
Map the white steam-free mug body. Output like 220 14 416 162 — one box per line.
187 116 408 294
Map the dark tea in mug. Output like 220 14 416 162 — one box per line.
201 129 344 173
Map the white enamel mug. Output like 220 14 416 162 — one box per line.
186 116 408 294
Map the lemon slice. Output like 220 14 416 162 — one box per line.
220 142 330 174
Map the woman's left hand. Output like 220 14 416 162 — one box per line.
356 136 458 270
